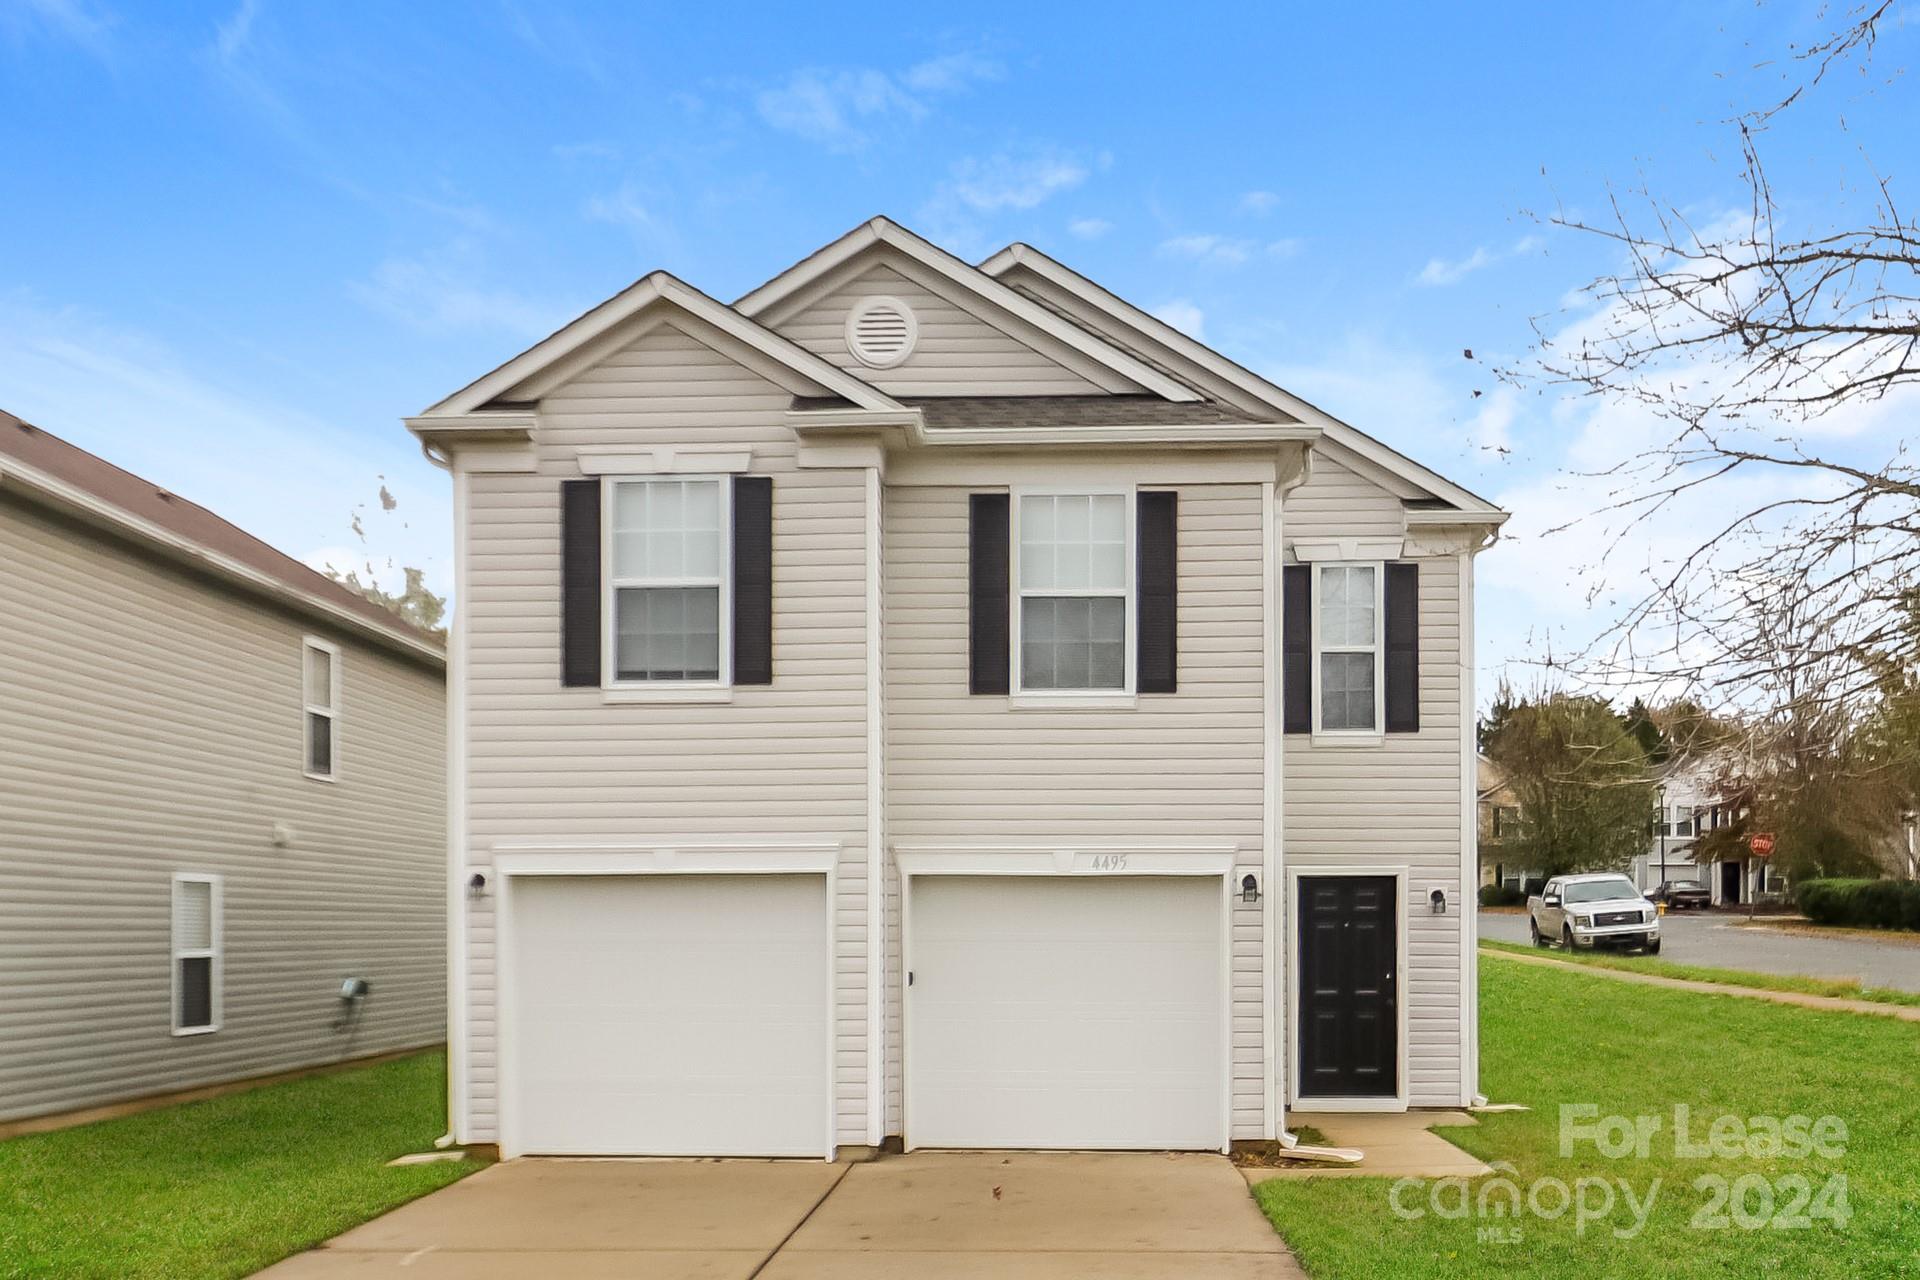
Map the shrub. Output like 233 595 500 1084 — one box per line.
1794 878 1920 931
1480 883 1527 907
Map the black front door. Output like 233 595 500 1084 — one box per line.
1298 875 1398 1098
1720 860 1741 903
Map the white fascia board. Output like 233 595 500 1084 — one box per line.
421 271 901 417
785 407 1321 452
980 243 1507 517
403 411 537 445
0 459 445 667
734 217 1203 404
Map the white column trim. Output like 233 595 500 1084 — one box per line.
864 464 886 1147
1261 478 1280 1138
1458 549 1480 1104
447 462 470 1142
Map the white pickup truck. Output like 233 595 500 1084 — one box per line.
1528 873 1661 953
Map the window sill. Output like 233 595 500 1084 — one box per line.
302 770 338 784
603 685 735 705
1310 732 1385 749
172 1025 220 1038
1008 692 1138 711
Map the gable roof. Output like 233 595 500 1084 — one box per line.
732 217 1203 404
421 270 904 418
979 242 1505 517
0 410 443 665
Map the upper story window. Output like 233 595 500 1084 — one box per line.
302 638 339 780
606 477 730 685
1312 563 1381 733
172 873 221 1035
1014 491 1132 693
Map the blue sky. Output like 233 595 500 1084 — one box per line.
3 0 1913 698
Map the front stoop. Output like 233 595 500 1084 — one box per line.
1244 1111 1495 1183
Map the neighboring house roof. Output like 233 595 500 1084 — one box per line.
790 394 1263 428
0 410 443 666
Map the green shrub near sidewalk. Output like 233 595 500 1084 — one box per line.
1479 883 1526 907
1795 877 1920 930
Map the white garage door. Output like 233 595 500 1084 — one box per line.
504 874 829 1157
907 875 1226 1150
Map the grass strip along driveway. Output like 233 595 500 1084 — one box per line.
0 1051 474 1280
1256 955 1919 1278
1481 938 1920 1009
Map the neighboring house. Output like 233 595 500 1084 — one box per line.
408 217 1507 1159
1629 753 1777 904
0 413 447 1129
1475 753 1532 889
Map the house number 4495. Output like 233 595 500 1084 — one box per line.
1089 854 1129 871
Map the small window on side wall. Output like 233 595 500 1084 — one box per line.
303 638 339 779
172 873 220 1034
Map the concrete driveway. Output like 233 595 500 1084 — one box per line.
257 1152 1304 1278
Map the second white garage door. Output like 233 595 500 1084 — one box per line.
906 875 1227 1151
504 873 829 1158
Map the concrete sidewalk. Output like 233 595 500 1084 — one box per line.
256 1151 1305 1278
1241 1111 1493 1184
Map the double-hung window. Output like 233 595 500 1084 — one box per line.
1312 563 1381 733
1015 491 1132 693
172 873 220 1035
303 638 339 780
606 477 730 685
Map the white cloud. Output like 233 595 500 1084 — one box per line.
754 52 1000 150
1239 191 1280 215
1467 385 1519 454
0 294 451 599
1159 234 1301 266
584 181 663 237
212 0 258 64
1415 234 1545 286
1069 217 1113 240
1151 300 1205 339
349 243 558 337
2 0 113 54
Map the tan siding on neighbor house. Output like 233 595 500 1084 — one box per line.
770 262 1126 397
0 496 445 1123
458 319 873 1145
1282 460 1465 1106
882 482 1270 1137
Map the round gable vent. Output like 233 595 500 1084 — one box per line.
846 296 918 369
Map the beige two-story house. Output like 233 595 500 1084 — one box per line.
0 412 447 1130
409 218 1506 1158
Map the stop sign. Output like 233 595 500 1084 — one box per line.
1750 832 1776 857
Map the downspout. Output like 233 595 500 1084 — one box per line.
1270 447 1361 1165
417 433 458 1151
1466 523 1500 1108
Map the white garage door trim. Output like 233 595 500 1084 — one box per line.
493 842 839 1161
897 844 1237 1154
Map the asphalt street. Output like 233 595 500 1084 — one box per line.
1479 909 1920 994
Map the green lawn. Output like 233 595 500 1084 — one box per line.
1481 938 1920 1008
0 1051 476 1279
1256 955 1920 1278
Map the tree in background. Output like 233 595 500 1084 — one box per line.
324 481 447 639
1482 686 1657 878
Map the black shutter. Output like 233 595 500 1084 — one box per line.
560 479 602 687
968 493 1010 695
1282 564 1311 733
733 476 773 685
1136 490 1178 693
1385 562 1419 733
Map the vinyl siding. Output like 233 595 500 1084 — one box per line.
459 320 872 1145
771 262 1126 397
1283 457 1466 1106
0 495 445 1123
883 482 1269 1137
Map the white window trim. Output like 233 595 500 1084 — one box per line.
1009 485 1136 704
171 872 222 1037
1309 560 1384 743
600 474 733 694
302 636 340 782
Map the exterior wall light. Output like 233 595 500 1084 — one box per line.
467 872 487 899
1430 887 1448 914
1240 874 1261 905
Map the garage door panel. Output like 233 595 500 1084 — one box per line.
908 876 1226 1151
507 874 829 1157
